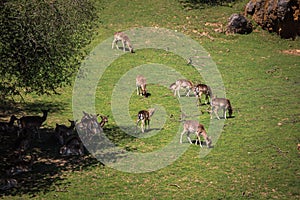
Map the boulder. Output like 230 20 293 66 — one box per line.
226 13 253 34
245 0 300 39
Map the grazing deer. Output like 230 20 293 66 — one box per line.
18 109 50 138
0 115 18 133
136 75 147 97
210 96 233 120
112 32 134 53
55 120 76 145
180 120 212 148
136 108 156 133
193 83 212 106
59 135 84 156
169 82 178 94
173 79 194 97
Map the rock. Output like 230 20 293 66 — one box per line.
226 13 253 34
245 0 300 39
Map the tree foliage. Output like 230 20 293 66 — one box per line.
0 0 98 98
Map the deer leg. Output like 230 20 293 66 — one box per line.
112 39 116 49
180 130 186 144
197 133 203 147
185 88 190 97
136 119 141 133
224 108 227 119
213 107 220 120
205 94 208 104
147 119 150 131
141 120 145 133
186 132 193 144
122 41 126 52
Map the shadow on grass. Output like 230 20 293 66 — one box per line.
0 100 68 120
0 127 101 197
0 122 139 197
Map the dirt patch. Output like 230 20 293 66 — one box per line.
281 49 300 56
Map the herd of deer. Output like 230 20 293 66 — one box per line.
0 109 109 189
0 31 233 190
123 31 233 148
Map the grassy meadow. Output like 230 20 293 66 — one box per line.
1 0 300 199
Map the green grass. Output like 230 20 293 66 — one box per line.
1 0 300 199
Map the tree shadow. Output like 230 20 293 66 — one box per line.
0 127 100 197
0 101 144 197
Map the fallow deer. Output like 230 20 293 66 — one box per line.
210 96 233 120
136 75 147 97
76 111 104 141
180 120 212 148
59 135 84 156
18 109 50 138
112 32 134 53
173 79 194 97
193 83 212 106
55 120 76 145
136 108 156 133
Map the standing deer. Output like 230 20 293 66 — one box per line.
112 32 134 53
136 108 156 133
136 75 147 97
193 83 212 106
180 120 212 148
210 96 233 120
173 79 194 97
18 109 50 138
